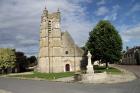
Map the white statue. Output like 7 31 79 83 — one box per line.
87 51 94 74
82 51 107 83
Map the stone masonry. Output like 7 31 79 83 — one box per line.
37 8 84 73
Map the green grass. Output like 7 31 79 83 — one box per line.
9 71 74 80
7 66 122 80
94 65 122 74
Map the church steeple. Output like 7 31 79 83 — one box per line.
44 0 47 9
42 0 48 17
42 7 48 16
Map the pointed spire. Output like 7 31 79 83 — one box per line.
44 0 47 9
43 0 48 11
42 0 48 16
57 8 61 21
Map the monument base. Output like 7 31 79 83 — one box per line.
82 72 107 83
86 66 94 74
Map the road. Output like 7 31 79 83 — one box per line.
0 65 139 93
118 65 140 78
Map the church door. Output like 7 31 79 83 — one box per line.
65 64 70 71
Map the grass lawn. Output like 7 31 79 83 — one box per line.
9 71 74 80
94 65 122 74
7 66 122 80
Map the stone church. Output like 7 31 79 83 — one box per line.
37 7 84 73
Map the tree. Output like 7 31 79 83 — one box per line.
15 52 28 72
27 56 37 67
86 20 122 68
0 48 16 73
78 46 88 73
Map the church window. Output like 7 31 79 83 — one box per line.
65 51 68 54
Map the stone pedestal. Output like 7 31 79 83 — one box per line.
81 51 107 83
82 72 107 83
87 51 94 74
82 51 94 81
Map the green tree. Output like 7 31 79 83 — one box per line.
27 56 37 67
86 20 122 68
0 48 16 73
15 52 27 72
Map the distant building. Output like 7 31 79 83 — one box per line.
37 8 84 73
121 46 140 65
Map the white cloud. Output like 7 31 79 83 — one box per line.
0 44 15 48
104 5 120 21
85 0 93 3
97 0 106 5
104 12 117 21
130 4 140 12
0 0 93 55
113 5 120 12
123 25 140 37
120 24 140 43
95 6 109 16
126 3 140 16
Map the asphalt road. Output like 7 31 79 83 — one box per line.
0 65 140 93
0 77 140 93
117 65 140 78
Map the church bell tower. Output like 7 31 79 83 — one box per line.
38 7 49 73
38 6 62 73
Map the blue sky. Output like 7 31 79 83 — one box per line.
0 0 140 56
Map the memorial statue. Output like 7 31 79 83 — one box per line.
87 51 94 74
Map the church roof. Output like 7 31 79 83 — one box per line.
62 31 75 47
62 31 84 56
